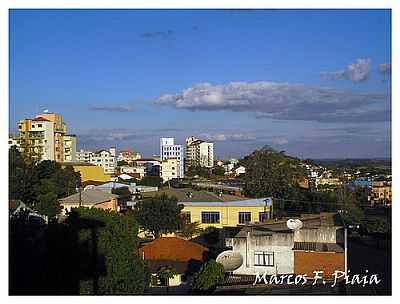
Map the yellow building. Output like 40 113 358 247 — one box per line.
181 198 273 229
64 162 111 183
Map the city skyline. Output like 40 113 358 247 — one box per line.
9 9 391 159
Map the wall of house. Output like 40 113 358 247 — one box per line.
227 233 294 276
181 205 272 229
294 251 345 279
61 198 118 213
72 165 111 182
294 227 342 243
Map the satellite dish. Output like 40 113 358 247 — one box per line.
286 219 303 230
216 250 243 272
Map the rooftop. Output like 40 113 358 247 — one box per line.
142 188 245 202
59 189 118 205
138 237 208 262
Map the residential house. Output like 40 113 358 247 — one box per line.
138 237 209 287
59 189 119 212
181 198 273 229
224 212 346 279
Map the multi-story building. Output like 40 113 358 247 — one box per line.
160 138 184 178
117 150 142 164
90 148 117 175
160 157 179 182
76 149 94 163
76 147 116 175
370 180 392 206
185 136 214 170
13 111 69 162
63 135 77 162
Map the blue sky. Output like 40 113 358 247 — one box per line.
9 9 391 159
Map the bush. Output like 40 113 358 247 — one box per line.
190 260 224 293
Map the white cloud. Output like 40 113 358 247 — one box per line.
155 81 389 122
320 58 371 83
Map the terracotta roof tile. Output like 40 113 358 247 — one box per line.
138 237 208 262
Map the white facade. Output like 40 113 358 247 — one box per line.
76 149 94 163
225 230 294 276
76 147 116 174
185 136 214 169
160 138 184 178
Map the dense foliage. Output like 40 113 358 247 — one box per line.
186 166 211 178
133 194 184 237
241 147 306 199
137 175 163 188
9 147 81 217
66 208 150 294
190 260 224 292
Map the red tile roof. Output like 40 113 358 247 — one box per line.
138 237 208 262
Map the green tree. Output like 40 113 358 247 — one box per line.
9 146 39 205
133 194 184 238
190 260 224 293
177 221 203 239
138 176 163 188
242 147 306 199
212 166 225 176
35 192 60 218
157 266 178 294
187 166 211 178
66 208 150 294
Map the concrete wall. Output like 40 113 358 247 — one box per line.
294 227 341 243
227 232 294 275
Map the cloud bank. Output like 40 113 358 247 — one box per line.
155 81 389 123
320 58 371 83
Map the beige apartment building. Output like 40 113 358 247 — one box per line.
160 157 179 182
13 111 74 163
185 136 214 170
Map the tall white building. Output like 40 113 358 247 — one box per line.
185 136 214 169
160 138 184 178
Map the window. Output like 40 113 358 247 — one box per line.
238 212 251 224
38 124 42 127
182 211 191 224
254 251 274 266
259 212 270 222
201 212 220 224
